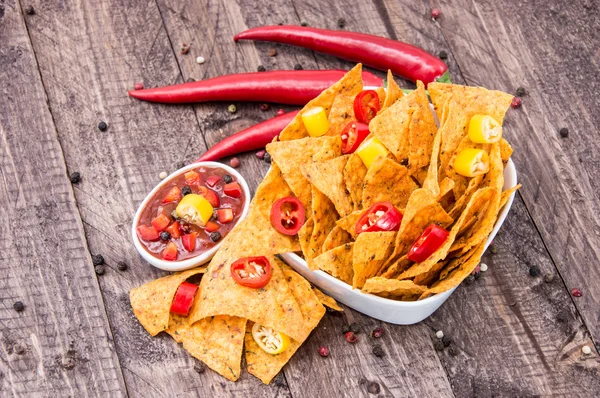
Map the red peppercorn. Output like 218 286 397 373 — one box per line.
277 109 285 116
318 346 329 357
511 97 522 109
571 288 582 297
230 157 241 168
345 331 358 343
370 327 384 338
255 149 266 159
260 103 270 111
431 8 441 19
133 82 144 90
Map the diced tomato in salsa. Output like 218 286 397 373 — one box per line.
137 225 160 241
206 175 221 187
205 221 220 232
184 170 201 186
181 232 197 252
151 213 171 231
224 182 242 198
162 242 178 261
166 221 182 239
217 208 234 224
162 186 182 204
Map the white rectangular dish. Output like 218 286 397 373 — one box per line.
281 159 517 325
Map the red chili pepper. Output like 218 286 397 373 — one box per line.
170 282 198 316
340 121 370 154
230 256 272 289
355 202 403 235
354 90 381 123
270 196 305 235
234 26 448 85
128 70 383 104
407 224 449 263
196 111 299 162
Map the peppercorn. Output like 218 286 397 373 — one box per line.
230 157 240 168
223 175 233 184
269 48 277 57
194 360 206 374
431 8 441 19
117 261 128 271
228 104 237 113
25 5 35 15
544 273 554 283
473 270 481 279
160 231 171 241
13 301 25 312
277 109 285 116
186 77 196 83
516 87 527 97
256 150 266 159
318 346 329 357
257 65 266 72
181 43 190 54
294 63 303 70
510 97 522 109
341 323 351 334
337 18 346 28
448 346 459 357
95 265 105 275
400 158 409 166
370 327 384 338
98 121 108 131
528 265 541 277
14 342 26 355
433 340 444 351
70 172 81 184
133 82 144 90
571 288 582 297
442 335 452 347
260 103 270 111
210 232 221 242
367 382 380 395
559 127 569 138
345 331 358 343
300 20 308 26
438 50 448 60
465 275 475 285
181 186 192 196
490 245 498 254
264 153 272 163
349 322 360 334
92 254 105 266
372 345 385 357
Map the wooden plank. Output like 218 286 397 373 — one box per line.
0 1 127 396
431 0 600 342
18 0 285 396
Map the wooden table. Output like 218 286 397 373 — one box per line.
2 0 599 396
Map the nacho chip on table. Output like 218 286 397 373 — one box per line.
369 90 414 163
343 153 368 211
130 267 206 336
312 287 343 311
352 231 396 289
406 81 438 174
167 314 246 382
326 94 356 137
312 243 354 285
298 217 315 266
279 64 364 141
321 225 352 253
307 187 339 260
500 184 522 209
335 210 362 239
362 277 425 300
361 156 417 209
302 155 354 217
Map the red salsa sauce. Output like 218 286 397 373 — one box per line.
136 166 245 261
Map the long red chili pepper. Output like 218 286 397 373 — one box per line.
129 70 382 105
195 110 299 162
234 26 448 85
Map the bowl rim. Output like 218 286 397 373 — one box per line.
131 161 251 272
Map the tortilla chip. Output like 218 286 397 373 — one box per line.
407 81 438 174
362 277 425 300
380 255 411 279
268 136 341 208
369 92 414 163
383 70 404 109
438 177 455 199
312 243 354 285
166 315 245 381
361 157 418 209
302 155 353 217
375 87 386 106
298 217 315 266
500 184 521 209
245 261 325 384
335 210 362 239
499 138 513 162
413 260 448 287
327 94 355 137
188 254 306 342
344 153 368 211
321 225 352 253
352 231 396 289
279 64 364 141
422 127 443 197
313 136 343 162
448 174 484 219
130 267 206 336
312 287 343 311
307 187 339 260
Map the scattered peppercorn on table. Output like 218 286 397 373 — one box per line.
3 0 599 397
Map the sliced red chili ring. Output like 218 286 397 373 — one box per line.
407 224 449 263
353 90 381 124
170 281 198 316
340 121 370 154
270 196 305 235
355 202 402 235
230 256 272 288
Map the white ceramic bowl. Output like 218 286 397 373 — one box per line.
281 160 518 325
131 162 251 272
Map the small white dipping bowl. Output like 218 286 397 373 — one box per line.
131 162 251 272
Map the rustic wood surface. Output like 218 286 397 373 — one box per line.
1 0 598 397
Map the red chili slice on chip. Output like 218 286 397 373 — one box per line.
270 196 305 235
353 90 381 124
355 202 402 235
341 121 370 154
170 281 198 316
230 256 272 289
407 224 449 263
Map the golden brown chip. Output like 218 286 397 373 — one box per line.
307 187 339 260
422 127 443 197
312 287 343 311
130 267 206 336
438 177 455 199
448 174 484 219
375 87 386 107
500 184 521 209
167 315 246 381
279 64 364 141
383 70 404 109
369 93 414 163
361 157 418 209
499 138 513 162
302 155 353 217
344 153 368 211
312 243 354 285
407 81 438 174
335 210 362 239
298 217 315 267
321 225 352 253
362 277 425 300
326 94 355 137
380 255 411 279
413 260 448 287
352 231 396 289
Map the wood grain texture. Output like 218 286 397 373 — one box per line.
431 0 600 342
0 1 126 396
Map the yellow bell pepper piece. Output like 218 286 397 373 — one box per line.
468 114 502 144
454 148 489 177
356 137 388 168
252 323 290 355
302 106 330 137
175 194 213 227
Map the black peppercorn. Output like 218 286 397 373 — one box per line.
337 18 346 28
341 323 351 334
210 232 221 242
25 5 35 15
367 382 380 394
448 346 459 357
516 87 527 97
257 65 266 72
98 121 108 131
300 20 308 26
117 261 128 271
294 63 303 70
92 254 105 266
160 231 171 241
223 175 233 184
194 360 206 373
264 153 272 163
186 77 196 83
400 158 409 166
465 275 475 285
13 301 25 312
372 345 385 357
433 340 444 351
181 186 192 196
95 265 105 275
529 265 541 277
70 172 81 184
442 335 452 347
438 50 448 59
349 322 360 334
559 128 569 138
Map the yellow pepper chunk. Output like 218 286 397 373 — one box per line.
175 194 213 227
302 106 330 137
252 323 290 355
468 114 502 144
356 137 388 168
454 148 489 177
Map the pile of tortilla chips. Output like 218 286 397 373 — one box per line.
130 64 520 383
